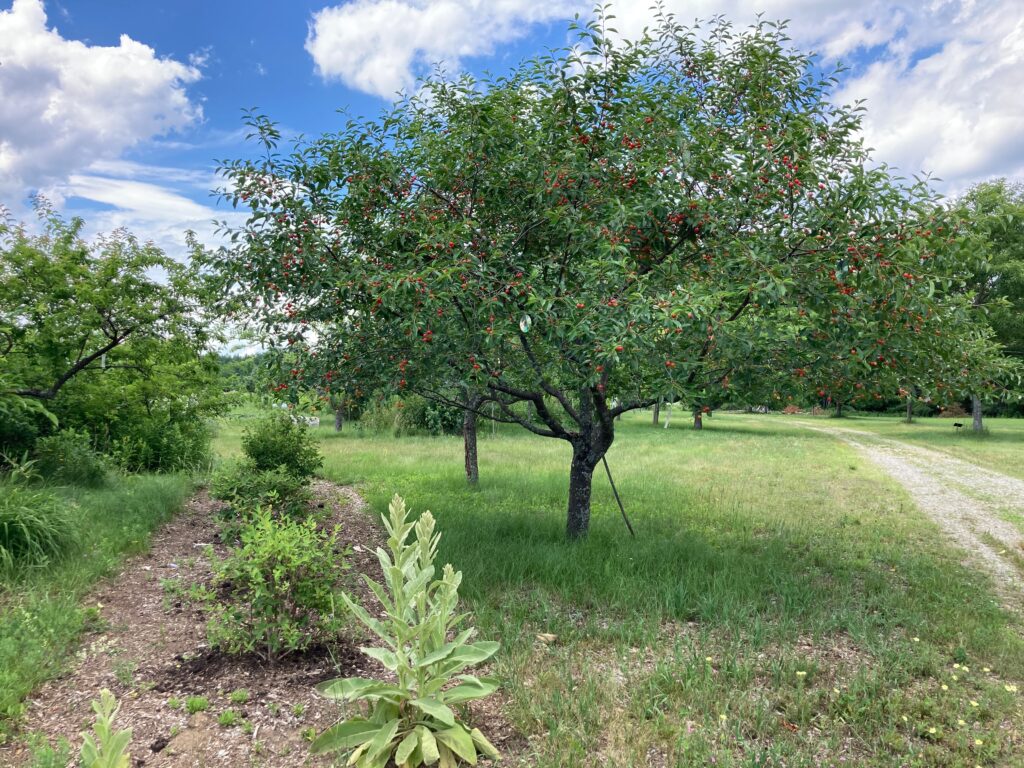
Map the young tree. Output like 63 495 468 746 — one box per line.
210 13 1003 538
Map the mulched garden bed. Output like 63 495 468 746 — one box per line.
0 482 521 767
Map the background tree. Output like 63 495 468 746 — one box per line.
1 203 223 467
210 12 1004 538
954 180 1024 430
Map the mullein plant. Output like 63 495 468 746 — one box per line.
80 690 132 768
312 495 500 767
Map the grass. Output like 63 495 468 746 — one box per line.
0 474 192 739
213 409 1024 767
821 413 1024 480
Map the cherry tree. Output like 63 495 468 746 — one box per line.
210 13 1003 538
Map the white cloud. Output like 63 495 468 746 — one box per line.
305 0 587 98
306 0 1023 192
42 173 245 262
602 0 1024 193
0 0 202 202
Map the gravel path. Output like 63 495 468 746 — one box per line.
803 424 1024 611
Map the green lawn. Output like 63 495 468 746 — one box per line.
812 413 1024 481
214 411 1024 767
0 474 192 738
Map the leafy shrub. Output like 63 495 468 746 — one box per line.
207 508 348 661
312 495 499 767
241 412 322 478
79 689 131 768
359 395 462 437
0 484 76 573
209 460 313 542
108 406 212 473
209 460 311 514
34 429 107 487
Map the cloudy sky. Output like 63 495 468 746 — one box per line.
1 0 1022 257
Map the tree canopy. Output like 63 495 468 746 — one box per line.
209 12 1005 537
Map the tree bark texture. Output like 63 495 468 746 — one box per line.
972 394 984 432
652 400 661 426
334 406 344 432
693 412 703 430
463 400 480 486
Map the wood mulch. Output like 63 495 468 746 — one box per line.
0 482 522 767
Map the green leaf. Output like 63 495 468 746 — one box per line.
316 677 401 702
364 718 401 761
443 675 499 704
395 731 419 764
417 726 440 765
410 698 456 726
310 719 379 754
436 724 477 764
360 646 399 671
470 728 501 759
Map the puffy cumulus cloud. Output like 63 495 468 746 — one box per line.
305 0 587 98
586 0 1024 193
0 0 202 202
307 0 1022 192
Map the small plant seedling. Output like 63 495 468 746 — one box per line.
266 701 280 716
241 720 254 735
185 696 209 714
301 727 316 742
291 703 305 718
112 660 137 689
229 689 250 704
80 690 131 768
218 710 239 728
166 697 182 710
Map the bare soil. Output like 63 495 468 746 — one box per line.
0 482 520 767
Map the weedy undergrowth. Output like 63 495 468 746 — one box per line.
312 494 500 767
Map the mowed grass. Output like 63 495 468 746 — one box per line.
0 475 192 737
821 413 1024 481
213 411 1024 767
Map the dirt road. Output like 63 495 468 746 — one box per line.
803 424 1024 611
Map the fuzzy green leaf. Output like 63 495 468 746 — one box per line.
310 719 379 754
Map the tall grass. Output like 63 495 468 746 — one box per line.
0 485 76 575
0 475 191 734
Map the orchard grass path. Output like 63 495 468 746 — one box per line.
796 421 1024 614
211 410 1024 767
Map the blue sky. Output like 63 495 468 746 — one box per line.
2 0 1022 259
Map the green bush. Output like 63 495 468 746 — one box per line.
34 429 108 487
209 460 311 513
241 412 322 478
0 484 77 574
108 405 212 473
312 495 500 767
359 395 462 437
208 460 313 542
207 508 348 661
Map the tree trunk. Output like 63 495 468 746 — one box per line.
652 400 661 426
693 411 703 430
905 396 913 424
463 401 479 486
835 402 844 418
972 394 984 432
334 406 344 432
566 449 596 540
